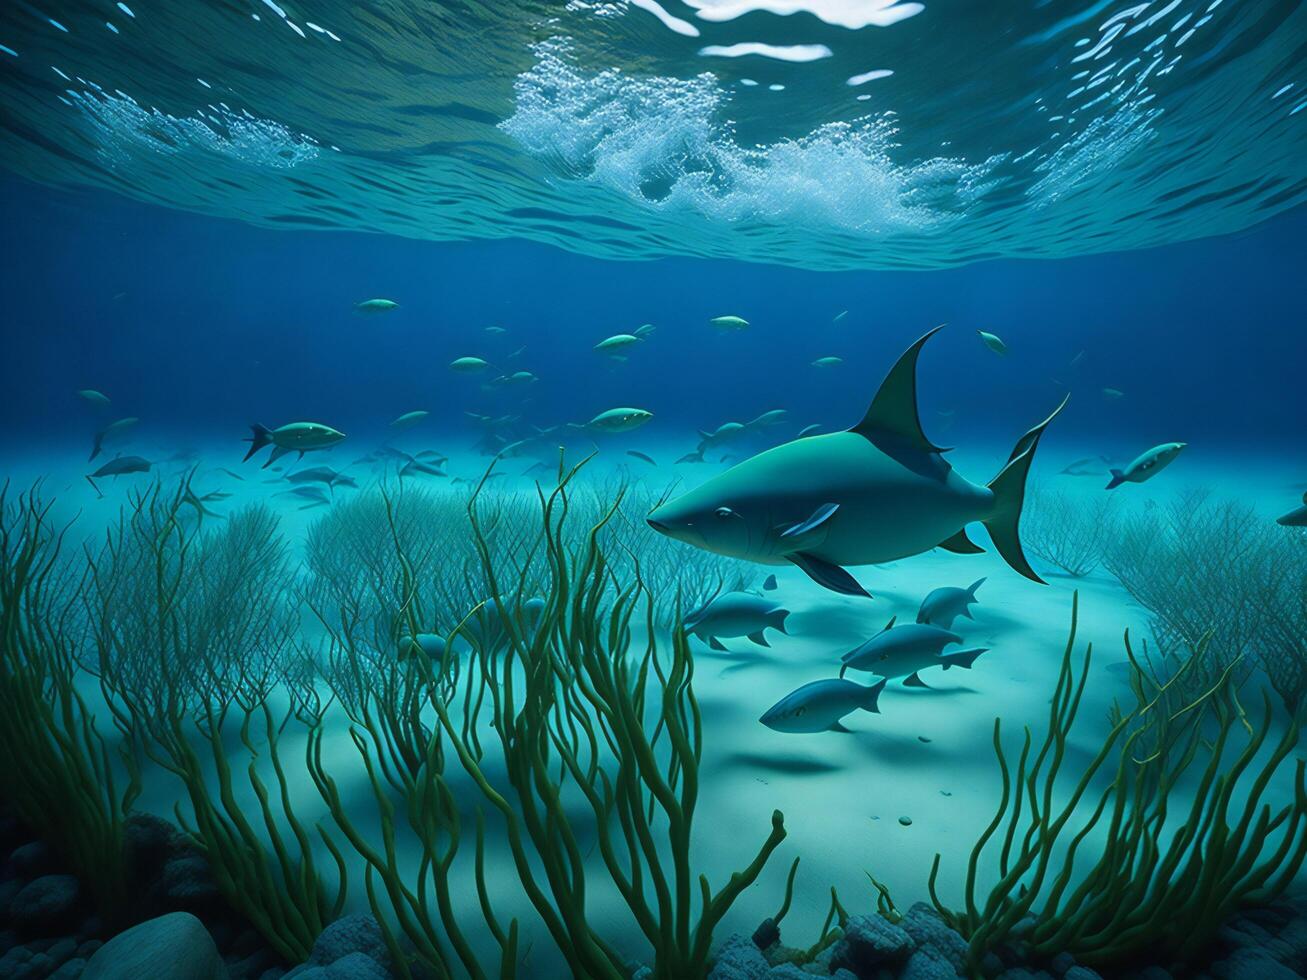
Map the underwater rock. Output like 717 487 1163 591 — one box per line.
162 854 222 908
708 933 772 980
51 957 89 979
1212 947 1301 980
900 945 962 979
82 912 227 980
12 875 82 932
830 914 914 974
900 903 968 974
304 914 390 972
1062 968 1103 980
8 841 57 878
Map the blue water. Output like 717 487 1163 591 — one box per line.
2 179 1303 462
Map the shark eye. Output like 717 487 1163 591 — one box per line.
714 507 734 518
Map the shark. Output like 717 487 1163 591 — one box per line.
646 326 1065 597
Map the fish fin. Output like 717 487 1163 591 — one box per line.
263 445 293 469
829 722 853 733
85 475 102 499
903 672 929 688
1106 469 1125 490
768 609 790 635
242 423 272 463
849 325 950 454
747 630 771 648
880 615 897 634
863 676 888 713
763 574 778 591
838 663 848 679
945 648 987 670
984 400 1068 585
1007 394 1071 463
708 636 727 651
968 577 987 598
935 527 985 555
785 552 872 598
781 502 839 539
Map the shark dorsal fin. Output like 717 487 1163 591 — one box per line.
850 325 949 455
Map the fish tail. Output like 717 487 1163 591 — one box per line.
984 397 1067 585
862 676 887 713
243 423 273 463
1105 469 1125 490
944 648 987 670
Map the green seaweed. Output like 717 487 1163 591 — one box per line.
0 483 133 925
929 593 1307 973
86 477 345 962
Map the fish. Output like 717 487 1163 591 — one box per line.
594 334 642 352
916 577 986 629
746 410 789 429
1059 456 1112 476
78 389 110 407
215 467 245 481
683 591 790 650
977 330 1008 355
355 298 398 314
493 371 537 386
796 424 823 439
760 677 886 734
1278 492 1307 527
580 408 653 433
634 323 656 338
86 455 151 496
626 450 656 465
390 410 429 429
1105 442 1186 490
285 466 356 490
1102 387 1124 400
399 632 447 663
400 458 447 478
675 451 706 464
840 618 987 686
812 357 844 368
181 485 229 524
276 485 330 501
450 357 491 373
243 422 346 468
833 310 848 323
710 315 749 330
646 327 1065 597
89 417 139 461
485 325 508 335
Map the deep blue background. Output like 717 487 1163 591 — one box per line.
1 176 1303 461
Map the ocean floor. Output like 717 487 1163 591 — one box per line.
2 432 1302 974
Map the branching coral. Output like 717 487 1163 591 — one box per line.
0 483 133 925
1024 486 1118 577
85 476 344 961
929 594 1307 973
1103 490 1307 716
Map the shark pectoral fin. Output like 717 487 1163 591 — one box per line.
903 672 929 688
785 552 872 598
708 636 728 651
747 630 771 648
936 527 985 555
849 325 950 454
781 502 839 540
829 721 853 733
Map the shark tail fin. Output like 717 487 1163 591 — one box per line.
1106 469 1125 490
243 424 273 463
984 399 1066 585
861 676 888 714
